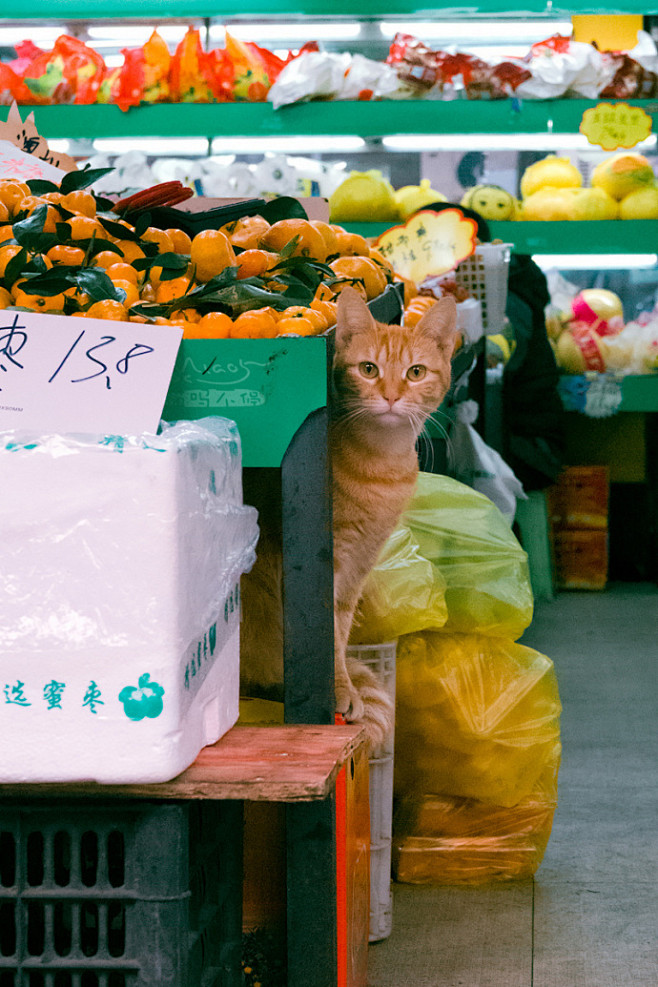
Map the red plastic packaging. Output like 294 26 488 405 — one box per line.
22 35 106 105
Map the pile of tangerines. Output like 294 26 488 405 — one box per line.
0 173 408 338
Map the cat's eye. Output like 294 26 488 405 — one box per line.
359 362 379 379
407 364 427 381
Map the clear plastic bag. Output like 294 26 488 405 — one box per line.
394 631 562 808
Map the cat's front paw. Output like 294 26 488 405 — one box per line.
335 674 365 722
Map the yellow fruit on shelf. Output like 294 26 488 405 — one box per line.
520 155 583 198
591 152 656 201
395 178 446 221
522 188 579 222
618 185 658 220
329 169 399 223
461 184 517 220
567 187 618 221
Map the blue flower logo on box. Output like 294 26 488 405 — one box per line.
119 673 165 721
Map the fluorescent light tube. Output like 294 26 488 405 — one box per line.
384 134 658 152
380 20 572 42
93 138 210 156
209 22 362 43
535 254 658 270
210 136 366 154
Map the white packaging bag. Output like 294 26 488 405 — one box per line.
449 400 527 523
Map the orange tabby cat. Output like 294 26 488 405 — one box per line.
240 285 457 749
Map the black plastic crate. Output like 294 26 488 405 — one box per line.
0 800 242 987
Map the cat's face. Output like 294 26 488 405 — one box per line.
333 286 458 434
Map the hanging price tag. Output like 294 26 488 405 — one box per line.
580 102 652 151
374 208 477 283
0 310 183 435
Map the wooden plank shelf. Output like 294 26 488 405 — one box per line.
0 724 366 802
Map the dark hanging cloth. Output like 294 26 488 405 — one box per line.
502 254 566 491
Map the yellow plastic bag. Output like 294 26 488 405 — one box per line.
404 473 534 639
350 526 448 644
394 631 562 808
392 750 560 884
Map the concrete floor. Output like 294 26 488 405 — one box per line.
367 582 658 987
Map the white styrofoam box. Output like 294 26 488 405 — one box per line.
0 417 259 783
347 640 397 942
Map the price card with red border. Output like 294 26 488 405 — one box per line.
580 102 652 151
0 310 183 435
374 209 477 284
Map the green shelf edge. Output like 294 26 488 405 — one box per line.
162 337 328 468
0 0 654 16
17 99 658 141
345 220 658 255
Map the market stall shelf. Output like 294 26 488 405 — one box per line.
0 724 367 987
16 98 658 141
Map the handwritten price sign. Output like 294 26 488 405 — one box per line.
374 209 477 283
0 311 183 435
580 102 652 151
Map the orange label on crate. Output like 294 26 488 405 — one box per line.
374 209 477 282
580 102 652 151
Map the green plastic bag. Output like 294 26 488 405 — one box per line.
350 526 448 644
404 473 533 640
352 472 533 645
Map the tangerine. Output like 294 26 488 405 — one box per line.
331 228 370 257
165 228 192 254
230 308 279 339
0 244 23 278
221 215 271 250
277 316 317 337
192 311 233 338
60 189 97 217
106 262 140 286
310 297 338 326
86 299 130 321
310 220 339 257
329 256 387 300
141 227 175 254
190 229 236 283
12 283 66 312
155 275 192 304
0 202 8 224
93 250 123 269
68 215 100 240
113 279 140 308
259 219 327 262
0 224 14 245
0 180 30 217
280 305 328 332
116 240 146 264
0 286 12 308
235 249 278 279
46 245 86 267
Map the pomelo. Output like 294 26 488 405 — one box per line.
591 152 655 202
618 185 658 220
520 155 582 199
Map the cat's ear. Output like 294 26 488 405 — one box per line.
335 285 376 345
415 295 458 349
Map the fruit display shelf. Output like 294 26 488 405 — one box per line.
17 98 658 142
345 220 658 255
0 0 652 16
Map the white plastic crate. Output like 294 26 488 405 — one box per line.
0 417 259 784
455 243 512 334
347 640 396 942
